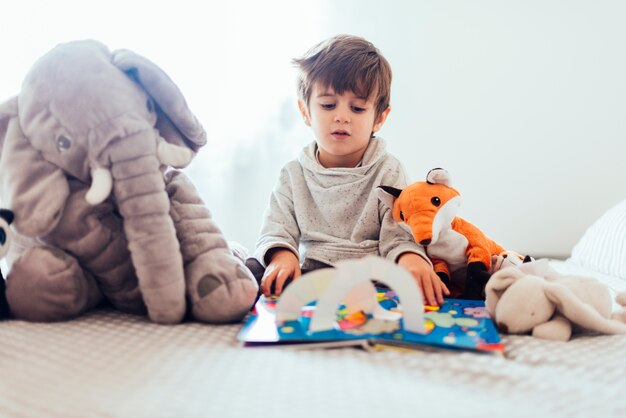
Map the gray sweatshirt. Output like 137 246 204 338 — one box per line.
253 137 428 268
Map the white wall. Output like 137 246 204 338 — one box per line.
322 0 626 258
2 1 625 259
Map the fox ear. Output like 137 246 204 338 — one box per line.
0 209 13 224
376 186 402 210
426 168 451 186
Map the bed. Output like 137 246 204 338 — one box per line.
1 200 625 418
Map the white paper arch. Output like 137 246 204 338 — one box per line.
275 256 425 334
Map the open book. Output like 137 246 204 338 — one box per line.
238 258 503 354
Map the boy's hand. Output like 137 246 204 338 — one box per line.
397 252 450 306
261 248 301 297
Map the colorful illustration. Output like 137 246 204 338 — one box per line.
239 288 504 354
274 257 425 334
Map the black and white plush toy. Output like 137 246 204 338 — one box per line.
0 209 13 318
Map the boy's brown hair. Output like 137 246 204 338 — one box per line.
293 34 392 119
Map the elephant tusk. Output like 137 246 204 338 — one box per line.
86 167 113 205
157 141 193 168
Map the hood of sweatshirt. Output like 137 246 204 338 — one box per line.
298 137 387 185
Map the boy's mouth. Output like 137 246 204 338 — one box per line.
331 130 350 139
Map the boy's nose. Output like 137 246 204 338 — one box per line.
334 111 350 124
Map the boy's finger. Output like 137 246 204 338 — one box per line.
293 265 302 279
273 269 291 296
434 281 444 305
261 269 277 296
431 272 446 304
261 279 273 297
442 282 450 296
421 277 436 306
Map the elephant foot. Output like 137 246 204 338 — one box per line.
6 247 103 321
187 251 258 323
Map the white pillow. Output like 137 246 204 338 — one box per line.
568 199 626 279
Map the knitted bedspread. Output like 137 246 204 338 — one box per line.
1 262 624 418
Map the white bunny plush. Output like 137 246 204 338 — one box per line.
485 259 626 341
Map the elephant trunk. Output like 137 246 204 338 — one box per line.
108 131 186 324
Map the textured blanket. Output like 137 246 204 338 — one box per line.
1 303 624 418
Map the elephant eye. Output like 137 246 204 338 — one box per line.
0 228 5 245
56 135 72 153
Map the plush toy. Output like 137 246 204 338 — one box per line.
377 168 517 299
490 251 533 274
485 259 626 341
0 40 258 324
0 209 13 318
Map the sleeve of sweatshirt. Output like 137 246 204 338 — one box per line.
253 166 301 267
377 159 432 266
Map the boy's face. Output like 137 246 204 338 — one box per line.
299 83 390 168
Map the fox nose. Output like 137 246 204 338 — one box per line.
419 239 431 246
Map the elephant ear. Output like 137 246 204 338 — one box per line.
111 49 207 155
0 96 69 237
0 96 17 153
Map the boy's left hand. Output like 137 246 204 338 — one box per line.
397 252 450 306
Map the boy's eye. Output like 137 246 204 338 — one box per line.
352 106 366 113
321 103 335 110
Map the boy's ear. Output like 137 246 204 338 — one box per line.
298 100 311 126
373 106 391 133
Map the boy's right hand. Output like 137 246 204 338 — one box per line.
397 252 450 306
261 248 301 297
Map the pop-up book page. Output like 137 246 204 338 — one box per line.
274 256 424 334
238 256 503 354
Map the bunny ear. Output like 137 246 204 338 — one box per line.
0 99 69 236
111 49 207 153
484 267 525 317
544 283 626 335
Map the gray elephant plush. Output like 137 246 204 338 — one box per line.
0 40 258 324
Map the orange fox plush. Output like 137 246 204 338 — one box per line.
377 168 512 300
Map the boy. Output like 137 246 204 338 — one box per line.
246 35 449 306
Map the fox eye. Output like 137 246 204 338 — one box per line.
399 211 405 221
431 197 441 207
